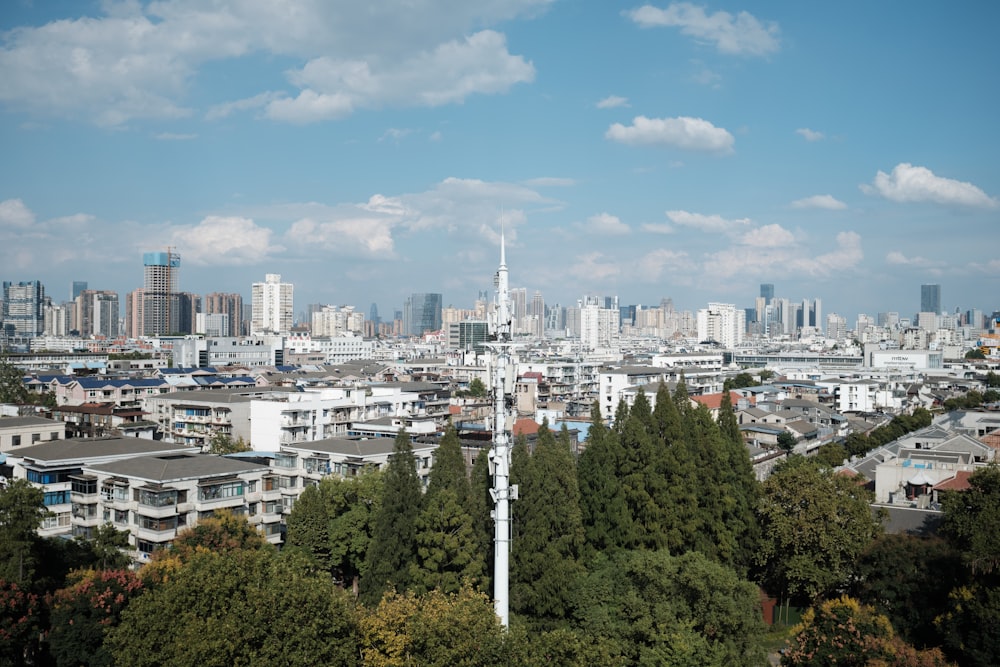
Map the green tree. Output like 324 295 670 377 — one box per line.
714 389 762 574
757 456 882 603
814 442 848 468
207 432 250 454
0 478 49 583
851 534 963 649
361 430 423 605
285 482 333 570
327 469 384 596
86 522 132 570
511 420 585 628
169 508 270 560
467 445 494 595
965 348 987 359
359 584 505 667
940 465 1000 575
574 549 766 667
0 355 29 404
108 549 358 666
578 401 631 559
986 371 1000 388
410 423 484 594
46 568 144 667
467 377 487 398
776 430 798 451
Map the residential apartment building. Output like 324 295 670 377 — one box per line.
142 250 181 337
2 280 46 339
696 302 744 349
0 416 64 455
251 274 294 335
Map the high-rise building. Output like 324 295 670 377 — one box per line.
75 290 120 338
921 284 941 315
204 293 244 337
71 281 88 301
251 274 294 335
760 283 774 304
125 289 144 338
2 280 46 339
176 292 200 335
142 250 180 336
403 293 442 336
696 302 745 348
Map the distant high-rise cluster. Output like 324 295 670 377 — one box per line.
921 284 942 315
403 293 443 336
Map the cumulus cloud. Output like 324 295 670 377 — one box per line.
795 128 824 142
580 213 630 235
569 252 621 282
606 116 734 153
740 223 795 247
790 194 847 210
596 95 629 109
885 251 942 269
627 3 780 57
170 216 279 265
287 216 397 256
635 248 691 281
641 222 674 234
0 199 36 227
665 209 749 232
0 2 547 125
265 30 534 123
862 163 998 208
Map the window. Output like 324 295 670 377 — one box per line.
136 515 178 532
41 513 71 530
137 540 165 554
28 469 73 485
101 484 129 502
43 490 71 506
139 489 178 508
72 503 98 519
198 480 244 501
50 432 59 441
113 509 128 525
31 434 40 443
71 478 97 495
11 435 20 447
248 502 258 516
263 500 282 514
275 476 296 489
274 453 297 469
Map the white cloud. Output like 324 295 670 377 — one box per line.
862 163 998 208
691 61 721 87
170 216 279 265
627 3 780 57
740 223 795 247
790 194 847 210
379 128 412 143
429 131 443 142
795 128 824 142
569 252 620 281
0 2 547 125
665 209 749 232
596 95 629 109
885 251 942 269
635 248 691 280
606 116 734 153
707 229 862 279
581 213 630 235
641 222 674 234
286 216 397 256
0 199 36 227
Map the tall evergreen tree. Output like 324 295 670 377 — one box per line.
511 421 585 629
468 447 494 595
716 389 761 574
410 423 484 594
618 389 665 550
651 382 701 554
285 483 333 571
578 401 631 559
360 430 423 605
327 469 383 597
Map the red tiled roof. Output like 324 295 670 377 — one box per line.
691 391 749 410
934 470 973 492
448 405 461 415
513 418 540 436
521 372 544 381
979 430 1000 450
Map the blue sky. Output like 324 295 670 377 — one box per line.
1 1 998 323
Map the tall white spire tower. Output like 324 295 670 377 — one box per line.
488 222 516 628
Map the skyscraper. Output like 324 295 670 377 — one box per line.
71 280 88 301
251 274 294 335
2 280 46 338
142 250 180 336
921 284 941 314
204 293 244 337
403 293 442 336
760 283 774 303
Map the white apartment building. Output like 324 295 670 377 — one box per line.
171 335 285 368
279 436 439 488
251 274 294 336
580 303 619 350
76 453 283 561
7 437 192 538
285 332 374 364
311 306 365 336
696 303 744 349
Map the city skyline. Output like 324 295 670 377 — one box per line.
1 2 998 319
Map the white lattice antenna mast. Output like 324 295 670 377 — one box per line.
488 219 516 628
